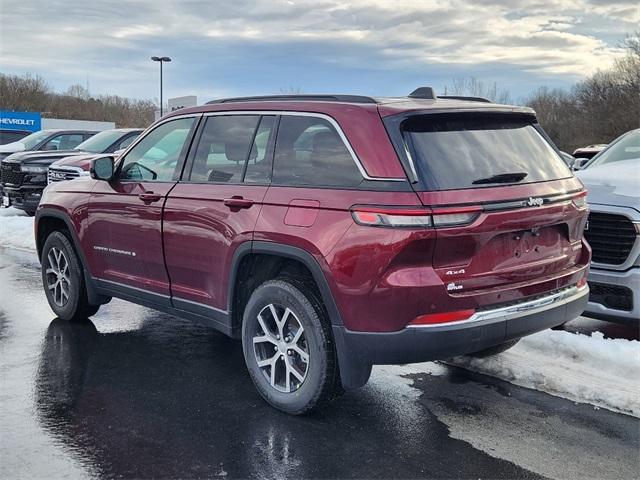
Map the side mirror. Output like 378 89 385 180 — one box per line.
572 158 590 171
90 156 115 181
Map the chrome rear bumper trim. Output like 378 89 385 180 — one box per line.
408 284 589 329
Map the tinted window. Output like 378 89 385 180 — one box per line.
119 117 194 181
273 116 362 187
190 115 260 183
44 134 84 151
403 114 572 191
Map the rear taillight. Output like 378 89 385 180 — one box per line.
351 205 481 229
572 191 588 209
409 309 476 326
351 207 432 228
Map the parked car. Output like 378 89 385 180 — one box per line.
575 129 640 325
47 129 143 184
35 89 590 414
1 129 141 214
0 129 97 161
572 144 607 166
578 129 640 169
0 129 32 145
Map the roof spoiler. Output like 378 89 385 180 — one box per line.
439 95 492 103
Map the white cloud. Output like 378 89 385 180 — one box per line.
0 0 634 97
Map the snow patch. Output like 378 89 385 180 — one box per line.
449 329 640 417
0 208 35 251
0 206 28 217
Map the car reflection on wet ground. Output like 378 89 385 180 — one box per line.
1 248 638 479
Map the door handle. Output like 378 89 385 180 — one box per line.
223 196 254 209
138 192 162 203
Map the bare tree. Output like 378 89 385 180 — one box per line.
0 73 155 127
444 77 512 104
526 31 640 152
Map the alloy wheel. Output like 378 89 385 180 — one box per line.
252 303 309 393
46 247 71 307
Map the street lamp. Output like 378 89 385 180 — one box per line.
151 56 171 117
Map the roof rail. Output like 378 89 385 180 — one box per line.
439 95 492 103
206 94 378 105
408 87 437 100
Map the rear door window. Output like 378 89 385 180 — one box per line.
402 113 572 191
273 115 362 187
189 115 259 183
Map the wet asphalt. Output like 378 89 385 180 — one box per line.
0 247 638 480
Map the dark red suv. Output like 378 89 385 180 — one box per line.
35 89 590 414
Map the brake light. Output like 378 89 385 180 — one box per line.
572 191 588 209
351 207 432 228
351 205 481 228
409 309 476 326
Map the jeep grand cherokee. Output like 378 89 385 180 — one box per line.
35 89 590 414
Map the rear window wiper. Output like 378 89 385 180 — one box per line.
472 172 528 185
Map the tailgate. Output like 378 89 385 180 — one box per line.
417 178 588 294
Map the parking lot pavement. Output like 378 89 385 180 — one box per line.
1 247 638 480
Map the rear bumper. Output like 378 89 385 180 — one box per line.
583 267 639 325
334 284 588 388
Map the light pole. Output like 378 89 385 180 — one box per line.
151 56 171 117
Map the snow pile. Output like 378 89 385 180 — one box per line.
450 329 640 417
0 208 36 250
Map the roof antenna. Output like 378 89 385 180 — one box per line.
408 87 437 100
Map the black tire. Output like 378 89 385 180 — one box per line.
468 339 520 358
241 278 338 415
41 231 100 321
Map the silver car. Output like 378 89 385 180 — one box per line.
576 129 640 324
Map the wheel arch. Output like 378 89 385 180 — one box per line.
35 208 107 306
228 241 344 332
35 209 81 261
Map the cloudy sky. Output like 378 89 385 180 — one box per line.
0 0 637 103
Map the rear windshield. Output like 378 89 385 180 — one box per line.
403 114 572 191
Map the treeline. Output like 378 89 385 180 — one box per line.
0 74 155 128
526 33 639 153
448 32 640 153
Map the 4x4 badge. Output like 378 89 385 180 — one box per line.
527 197 544 207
